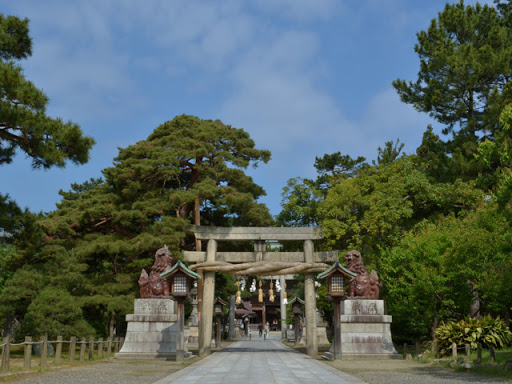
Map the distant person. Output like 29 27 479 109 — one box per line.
258 323 263 337
264 321 270 340
248 324 252 340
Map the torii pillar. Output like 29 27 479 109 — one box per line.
185 226 337 358
198 239 216 356
304 239 318 355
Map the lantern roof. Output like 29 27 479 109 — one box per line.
160 260 202 280
287 296 304 305
214 297 228 306
317 261 356 280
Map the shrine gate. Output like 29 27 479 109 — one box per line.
182 226 338 357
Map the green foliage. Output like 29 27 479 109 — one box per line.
478 104 512 210
315 280 333 328
0 14 95 334
21 286 95 338
277 150 368 229
313 151 368 191
320 157 482 261
0 246 15 292
435 315 512 352
393 1 512 183
0 194 23 238
0 13 94 168
394 1 512 137
379 204 512 342
276 177 322 227
107 114 272 227
1 114 272 337
373 139 405 166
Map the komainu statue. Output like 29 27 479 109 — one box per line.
138 245 175 298
344 250 380 299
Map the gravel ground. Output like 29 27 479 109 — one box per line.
0 359 195 384
324 359 512 384
2 352 511 383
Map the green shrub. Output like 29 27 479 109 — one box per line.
435 315 512 354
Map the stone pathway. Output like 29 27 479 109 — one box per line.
153 338 364 384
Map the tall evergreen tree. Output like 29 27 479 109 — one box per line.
393 1 512 182
0 13 94 168
0 13 94 249
1 115 272 336
277 151 367 228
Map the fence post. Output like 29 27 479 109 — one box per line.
97 338 103 359
452 343 457 358
403 343 407 356
88 337 94 360
24 336 32 370
1 336 9 373
79 337 86 362
107 337 112 358
416 341 420 356
69 336 76 361
477 343 482 361
120 337 124 350
40 335 48 367
55 336 63 363
464 344 470 361
490 345 495 363
114 337 120 353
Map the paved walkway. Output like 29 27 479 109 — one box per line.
153 338 365 384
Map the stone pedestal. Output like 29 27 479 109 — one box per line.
116 298 192 360
187 324 199 349
317 322 330 345
338 300 401 360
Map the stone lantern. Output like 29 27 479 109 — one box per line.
161 260 201 361
214 297 227 347
288 297 304 346
317 261 356 360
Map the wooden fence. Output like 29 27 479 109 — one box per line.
1 335 124 373
401 341 496 363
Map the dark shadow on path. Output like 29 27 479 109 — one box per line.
217 340 300 354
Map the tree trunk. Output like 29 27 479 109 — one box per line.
468 280 480 318
430 307 439 340
194 197 201 250
2 314 21 339
108 312 116 341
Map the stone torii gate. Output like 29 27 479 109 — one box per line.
182 226 338 357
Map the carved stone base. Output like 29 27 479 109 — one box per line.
187 323 199 349
116 299 192 360
338 300 401 360
317 322 330 345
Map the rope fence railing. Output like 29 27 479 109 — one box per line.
0 335 124 373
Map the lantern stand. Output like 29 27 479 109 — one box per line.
161 260 201 361
214 297 228 348
317 261 356 360
288 297 305 346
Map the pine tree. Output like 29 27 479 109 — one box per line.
0 13 94 168
393 1 512 183
1 115 272 336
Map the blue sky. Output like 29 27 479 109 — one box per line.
1 0 488 216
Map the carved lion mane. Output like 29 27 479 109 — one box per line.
138 245 174 298
344 250 380 300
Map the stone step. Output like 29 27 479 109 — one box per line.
322 351 333 361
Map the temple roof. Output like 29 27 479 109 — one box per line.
160 260 202 280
